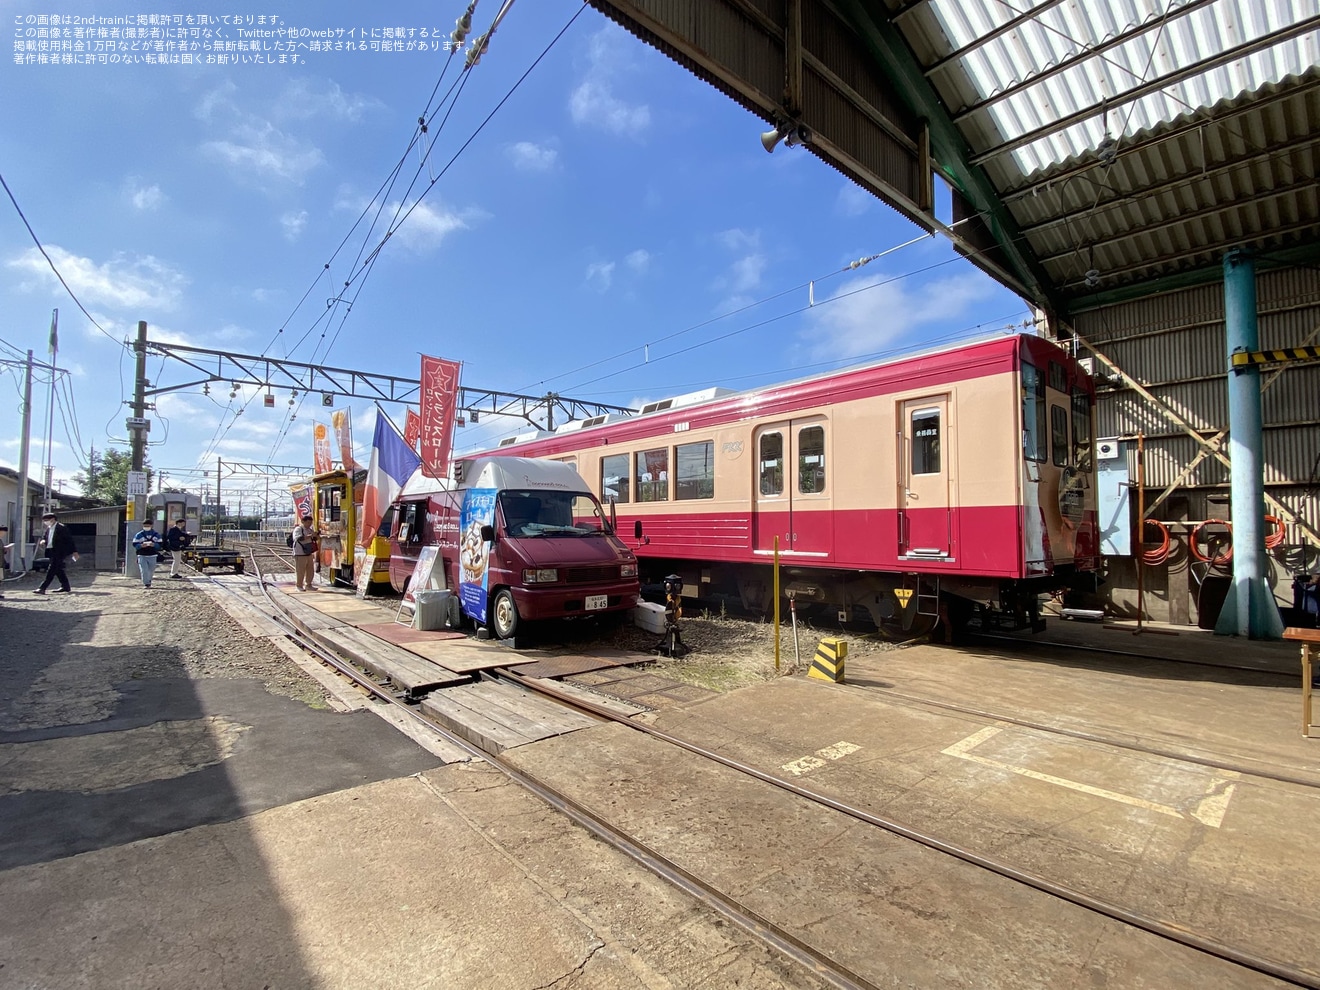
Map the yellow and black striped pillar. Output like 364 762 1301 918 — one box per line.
809 637 847 683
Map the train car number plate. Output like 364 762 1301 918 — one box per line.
585 595 608 610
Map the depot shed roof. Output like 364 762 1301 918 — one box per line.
590 0 1320 318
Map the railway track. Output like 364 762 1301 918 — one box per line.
200 555 1320 989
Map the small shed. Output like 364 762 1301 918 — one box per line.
45 505 125 571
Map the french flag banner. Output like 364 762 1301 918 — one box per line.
360 410 422 548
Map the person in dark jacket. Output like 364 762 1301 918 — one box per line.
34 511 77 594
165 518 193 579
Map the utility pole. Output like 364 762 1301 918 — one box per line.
215 456 223 545
15 350 34 571
125 320 149 576
43 308 57 511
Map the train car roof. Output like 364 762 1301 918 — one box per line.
471 331 1073 456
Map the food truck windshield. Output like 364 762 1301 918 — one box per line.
498 490 611 538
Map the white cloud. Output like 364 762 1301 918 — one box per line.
275 78 377 123
194 80 239 122
625 249 651 273
124 177 165 211
280 210 308 240
202 122 324 183
569 26 650 137
710 229 766 309
5 246 187 311
508 141 558 171
802 271 998 360
387 199 486 252
836 183 872 217
332 189 484 253
585 260 615 292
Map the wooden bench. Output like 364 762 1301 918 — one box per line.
1283 627 1320 738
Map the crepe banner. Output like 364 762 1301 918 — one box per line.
419 355 461 479
403 407 422 451
312 421 333 475
331 407 357 470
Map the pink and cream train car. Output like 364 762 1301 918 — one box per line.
473 333 1099 637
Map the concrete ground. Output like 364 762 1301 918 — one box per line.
0 571 827 990
3 570 1319 988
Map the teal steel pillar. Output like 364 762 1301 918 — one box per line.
1215 249 1283 639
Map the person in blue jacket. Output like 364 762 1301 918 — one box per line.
132 519 164 588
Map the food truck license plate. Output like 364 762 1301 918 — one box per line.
585 595 608 611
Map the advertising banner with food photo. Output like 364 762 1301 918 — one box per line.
312 422 334 475
458 488 496 624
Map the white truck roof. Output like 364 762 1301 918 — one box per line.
464 457 589 493
395 457 590 499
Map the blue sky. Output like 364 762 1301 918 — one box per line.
1 0 1030 512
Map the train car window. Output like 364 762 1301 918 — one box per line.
1021 363 1047 462
1071 389 1093 459
1050 404 1069 466
636 448 669 502
601 453 630 504
676 440 715 500
911 409 941 475
798 426 826 493
1049 361 1067 393
759 433 784 495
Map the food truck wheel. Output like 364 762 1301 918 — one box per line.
491 588 520 640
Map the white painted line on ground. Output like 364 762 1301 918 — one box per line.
942 726 1237 828
782 741 861 776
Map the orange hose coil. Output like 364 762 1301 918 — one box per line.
1264 514 1285 550
1190 518 1233 565
1141 519 1170 565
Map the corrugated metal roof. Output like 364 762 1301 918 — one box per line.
590 0 1318 313
885 0 1320 309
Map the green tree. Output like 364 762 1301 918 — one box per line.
71 449 152 505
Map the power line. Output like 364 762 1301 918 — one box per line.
0 171 126 350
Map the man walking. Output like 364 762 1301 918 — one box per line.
292 513 319 591
131 519 164 588
34 511 76 595
165 518 193 579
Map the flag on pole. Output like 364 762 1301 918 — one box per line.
331 407 357 470
48 309 58 357
419 355 461 479
403 407 421 450
361 409 422 548
312 422 333 474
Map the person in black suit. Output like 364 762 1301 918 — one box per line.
34 511 77 595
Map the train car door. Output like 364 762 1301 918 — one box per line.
752 418 830 555
899 397 951 558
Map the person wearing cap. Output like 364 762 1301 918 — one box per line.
291 513 319 591
131 518 164 588
164 518 193 579
34 511 77 595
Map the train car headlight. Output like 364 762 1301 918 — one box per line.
523 568 558 584
620 562 638 578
